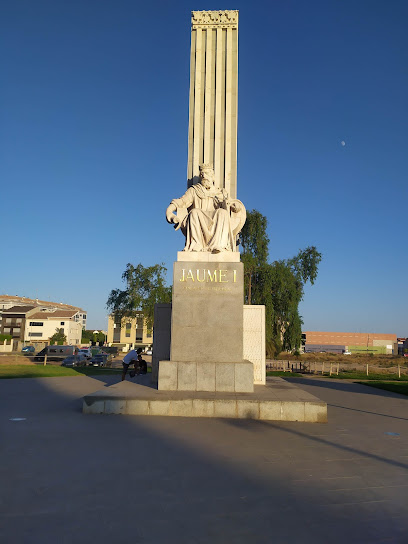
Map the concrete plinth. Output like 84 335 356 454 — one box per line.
158 360 254 393
82 377 327 423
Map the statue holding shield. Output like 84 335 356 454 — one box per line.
166 164 246 253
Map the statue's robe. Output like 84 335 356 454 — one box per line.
170 184 246 253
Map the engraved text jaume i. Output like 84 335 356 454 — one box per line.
179 269 237 283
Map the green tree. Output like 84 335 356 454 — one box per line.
241 210 322 357
81 330 93 343
107 263 172 329
81 330 106 344
240 210 270 305
49 328 67 345
94 332 106 343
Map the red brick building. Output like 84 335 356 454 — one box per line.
302 331 397 354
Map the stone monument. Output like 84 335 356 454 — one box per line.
82 10 327 422
156 10 255 394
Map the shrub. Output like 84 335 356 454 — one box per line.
266 337 282 359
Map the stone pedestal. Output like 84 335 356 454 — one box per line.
171 260 243 363
158 258 253 393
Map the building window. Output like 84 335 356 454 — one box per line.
29 322 44 327
83 315 87 320
16 318 22 324
4 328 10 333
6 318 11 324
60 321 65 325
126 323 131 330
125 333 130 338
13 328 21 334
29 332 43 337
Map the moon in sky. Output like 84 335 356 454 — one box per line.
341 140 346 146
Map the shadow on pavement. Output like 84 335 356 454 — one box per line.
282 377 408 422
326 403 408 422
221 418 408 470
283 376 408 398
1 375 408 544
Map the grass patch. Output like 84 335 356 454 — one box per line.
267 371 303 377
0 365 122 379
327 372 408 381
357 381 408 396
267 370 408 381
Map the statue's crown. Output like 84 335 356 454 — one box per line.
199 163 213 173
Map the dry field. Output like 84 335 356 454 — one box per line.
278 352 405 366
273 352 408 376
0 354 35 365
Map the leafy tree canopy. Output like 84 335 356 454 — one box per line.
241 210 322 356
107 263 172 329
50 328 67 346
82 330 105 343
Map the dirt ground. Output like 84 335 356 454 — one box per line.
277 352 406 367
272 352 408 376
0 354 35 365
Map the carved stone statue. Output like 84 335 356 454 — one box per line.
166 164 246 253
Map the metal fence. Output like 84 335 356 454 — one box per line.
266 360 408 378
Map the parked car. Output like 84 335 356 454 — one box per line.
61 354 87 367
144 349 152 356
89 354 109 367
21 346 35 356
78 348 92 359
343 350 352 355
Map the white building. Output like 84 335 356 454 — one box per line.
24 310 83 345
0 295 87 329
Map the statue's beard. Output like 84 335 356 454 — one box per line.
202 180 212 190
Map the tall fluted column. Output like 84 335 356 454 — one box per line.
187 10 239 200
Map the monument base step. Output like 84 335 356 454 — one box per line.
82 377 327 422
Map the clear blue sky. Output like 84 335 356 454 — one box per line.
1 1 407 335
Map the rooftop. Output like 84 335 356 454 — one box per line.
2 305 37 314
28 310 79 319
0 295 83 312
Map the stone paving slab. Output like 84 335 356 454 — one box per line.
82 377 328 422
1 375 408 543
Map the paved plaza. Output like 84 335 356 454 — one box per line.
1 375 407 543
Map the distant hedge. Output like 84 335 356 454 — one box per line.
0 334 12 342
